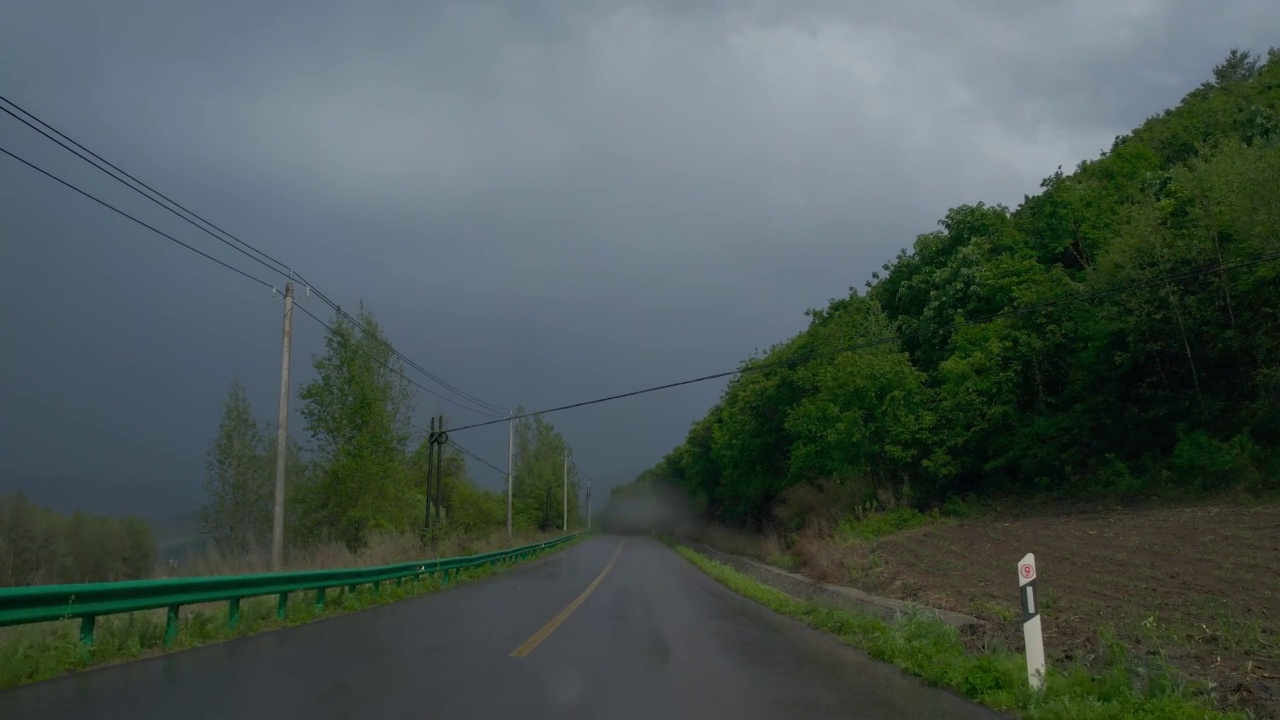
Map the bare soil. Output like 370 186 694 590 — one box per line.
750 504 1280 717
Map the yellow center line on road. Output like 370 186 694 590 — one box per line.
509 540 626 658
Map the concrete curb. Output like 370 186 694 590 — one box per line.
685 540 980 630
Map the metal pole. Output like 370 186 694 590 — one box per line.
562 449 568 532
506 411 514 541
271 282 294 572
434 414 445 530
425 415 436 540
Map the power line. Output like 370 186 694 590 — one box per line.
0 132 504 418
0 94 508 415
0 144 276 290
447 249 1280 433
292 301 507 418
0 99 293 280
0 140 520 437
302 287 511 416
453 442 509 476
292 301 505 417
299 291 509 417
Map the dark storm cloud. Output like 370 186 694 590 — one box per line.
2 0 1276 517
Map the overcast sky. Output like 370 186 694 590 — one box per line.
1 0 1276 519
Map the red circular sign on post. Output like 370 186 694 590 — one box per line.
1020 563 1035 580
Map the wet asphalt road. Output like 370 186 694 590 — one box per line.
0 536 1002 719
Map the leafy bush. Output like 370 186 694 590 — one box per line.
1170 431 1253 491
834 508 933 542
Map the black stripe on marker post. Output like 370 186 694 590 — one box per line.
1020 578 1038 622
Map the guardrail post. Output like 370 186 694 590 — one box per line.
228 598 240 630
315 588 325 610
373 580 381 594
79 615 96 646
277 592 289 620
164 605 180 647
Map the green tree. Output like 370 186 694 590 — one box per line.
297 303 416 550
119 516 157 580
200 378 272 556
511 409 582 532
0 493 40 585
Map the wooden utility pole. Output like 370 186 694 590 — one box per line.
562 449 568 532
506 412 514 541
586 477 592 530
271 282 294 572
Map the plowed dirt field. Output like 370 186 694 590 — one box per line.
787 504 1280 717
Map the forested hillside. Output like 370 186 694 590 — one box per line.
636 49 1280 528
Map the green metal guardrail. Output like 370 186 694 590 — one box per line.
0 533 579 646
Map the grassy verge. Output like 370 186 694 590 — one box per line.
0 536 583 690
673 543 1244 720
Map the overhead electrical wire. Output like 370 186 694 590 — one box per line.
0 94 508 417
291 301 507 418
0 144 277 290
0 100 293 280
452 442 509 476
446 249 1280 433
299 287 511 417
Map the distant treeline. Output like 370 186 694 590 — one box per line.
0 492 156 587
627 49 1280 528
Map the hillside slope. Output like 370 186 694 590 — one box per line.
637 48 1280 525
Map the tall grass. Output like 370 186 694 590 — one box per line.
674 544 1244 720
171 529 556 577
688 510 941 581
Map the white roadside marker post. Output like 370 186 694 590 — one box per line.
1018 552 1046 692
